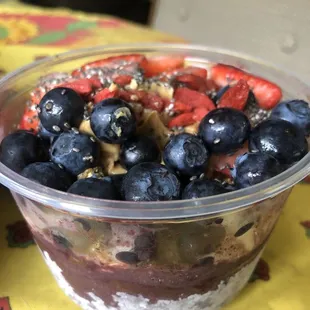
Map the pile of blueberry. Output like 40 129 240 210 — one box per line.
0 86 309 202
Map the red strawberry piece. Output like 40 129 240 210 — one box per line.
113 75 132 86
60 78 93 97
88 77 102 89
211 64 282 110
205 79 219 92
168 112 195 128
141 55 184 77
193 107 209 122
81 54 147 70
168 66 208 79
174 88 216 111
172 74 208 92
118 89 144 102
218 79 250 110
19 104 39 133
209 143 249 177
93 88 118 103
140 93 165 112
173 101 193 113
246 75 282 110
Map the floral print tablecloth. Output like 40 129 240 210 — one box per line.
0 3 309 310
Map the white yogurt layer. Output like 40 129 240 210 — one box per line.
43 250 261 310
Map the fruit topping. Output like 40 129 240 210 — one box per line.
217 80 250 110
249 119 308 166
0 130 48 172
122 162 181 201
163 133 209 177
198 108 251 154
38 87 85 134
50 131 100 176
5 53 308 203
21 162 74 191
68 178 119 199
90 98 136 144
232 152 283 188
270 99 310 136
182 179 229 199
120 135 161 170
211 64 282 109
141 55 184 77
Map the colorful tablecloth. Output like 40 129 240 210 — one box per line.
0 3 309 310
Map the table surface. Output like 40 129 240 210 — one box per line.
0 3 309 310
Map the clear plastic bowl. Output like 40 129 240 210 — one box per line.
0 44 310 310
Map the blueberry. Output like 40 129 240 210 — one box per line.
120 135 161 170
103 174 126 199
249 119 308 166
232 152 283 188
21 162 74 191
0 130 48 172
90 98 136 144
38 87 85 134
68 178 119 199
198 108 251 154
270 100 310 136
122 162 181 201
163 133 209 177
182 179 229 199
38 124 58 141
50 131 100 175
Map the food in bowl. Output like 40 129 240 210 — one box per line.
0 47 310 310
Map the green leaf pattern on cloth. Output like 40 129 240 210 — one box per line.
66 21 97 32
29 31 67 44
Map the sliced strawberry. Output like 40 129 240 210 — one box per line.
113 75 132 86
118 89 145 102
140 92 165 112
174 88 216 111
88 76 102 89
205 79 219 92
193 107 209 122
168 112 195 128
211 64 282 110
93 88 118 103
209 143 249 177
172 74 207 92
173 101 193 113
141 55 184 77
171 66 208 79
218 79 250 110
59 78 93 98
81 54 147 70
118 89 164 112
246 75 282 110
19 104 39 133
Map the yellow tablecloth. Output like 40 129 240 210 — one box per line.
0 3 309 310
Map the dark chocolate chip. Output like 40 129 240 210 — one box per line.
74 218 91 232
134 233 156 261
134 233 155 249
214 218 223 224
194 256 214 267
52 233 72 248
115 251 139 264
234 222 254 237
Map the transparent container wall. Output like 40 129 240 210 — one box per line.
12 189 290 310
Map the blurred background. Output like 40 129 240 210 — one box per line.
11 0 310 83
